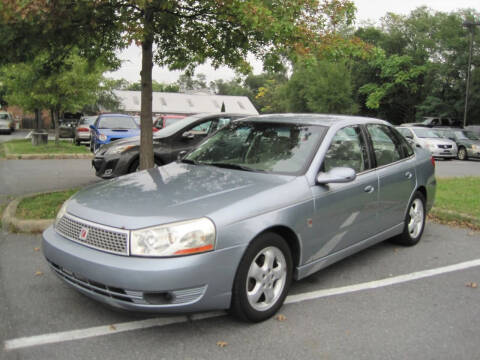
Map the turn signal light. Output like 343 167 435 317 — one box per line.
431 156 435 168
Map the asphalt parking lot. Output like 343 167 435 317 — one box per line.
1 222 479 359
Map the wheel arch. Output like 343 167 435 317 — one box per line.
254 225 301 270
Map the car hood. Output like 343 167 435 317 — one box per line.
67 162 306 229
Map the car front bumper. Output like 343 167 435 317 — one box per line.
42 226 245 313
430 149 457 158
92 152 135 178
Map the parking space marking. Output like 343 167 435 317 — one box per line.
5 258 480 351
285 258 480 304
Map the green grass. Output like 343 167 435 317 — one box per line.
433 177 480 218
0 143 5 159
4 139 89 155
16 189 78 220
430 177 480 230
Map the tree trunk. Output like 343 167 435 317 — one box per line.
34 108 40 130
139 7 155 170
53 108 60 145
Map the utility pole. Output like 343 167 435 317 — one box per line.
462 20 480 128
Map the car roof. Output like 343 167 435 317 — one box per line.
242 113 389 127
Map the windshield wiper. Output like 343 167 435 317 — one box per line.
207 162 260 172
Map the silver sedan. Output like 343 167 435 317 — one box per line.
43 114 436 322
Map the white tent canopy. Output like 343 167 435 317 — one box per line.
113 90 258 115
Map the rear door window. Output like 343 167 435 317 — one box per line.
366 124 404 167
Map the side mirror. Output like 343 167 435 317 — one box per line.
177 150 188 162
448 137 455 141
316 167 356 184
89 125 97 131
182 132 195 139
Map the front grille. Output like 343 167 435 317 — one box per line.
48 261 207 306
438 144 453 149
110 137 121 142
56 214 129 255
48 261 145 304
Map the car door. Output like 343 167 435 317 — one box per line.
365 124 417 231
308 125 379 262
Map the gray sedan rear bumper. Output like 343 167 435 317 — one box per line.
42 226 246 313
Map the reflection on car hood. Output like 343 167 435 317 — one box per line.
67 162 304 229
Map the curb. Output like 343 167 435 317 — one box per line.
2 194 55 233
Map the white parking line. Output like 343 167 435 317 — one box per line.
5 258 480 351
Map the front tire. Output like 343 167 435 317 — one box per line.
230 232 292 322
458 147 467 161
392 191 426 246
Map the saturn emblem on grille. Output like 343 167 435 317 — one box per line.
79 228 89 241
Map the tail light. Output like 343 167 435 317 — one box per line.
77 127 89 132
152 127 159 132
431 156 435 168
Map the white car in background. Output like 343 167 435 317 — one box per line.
397 126 457 159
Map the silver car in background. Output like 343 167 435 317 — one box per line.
43 114 436 322
74 116 97 145
0 111 15 134
397 126 457 159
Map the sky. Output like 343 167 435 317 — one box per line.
106 0 478 85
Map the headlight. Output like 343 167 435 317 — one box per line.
98 134 107 141
131 218 216 257
55 200 68 228
105 144 135 155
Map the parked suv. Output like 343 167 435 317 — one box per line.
434 128 480 161
396 126 457 159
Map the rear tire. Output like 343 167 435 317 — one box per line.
392 191 426 246
230 232 292 322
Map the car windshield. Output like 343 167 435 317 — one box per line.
455 131 479 140
98 116 138 129
184 121 326 175
412 128 440 138
0 113 9 120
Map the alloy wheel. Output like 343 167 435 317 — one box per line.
408 198 424 239
246 246 287 312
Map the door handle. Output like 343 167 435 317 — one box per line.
364 185 375 193
405 171 413 179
